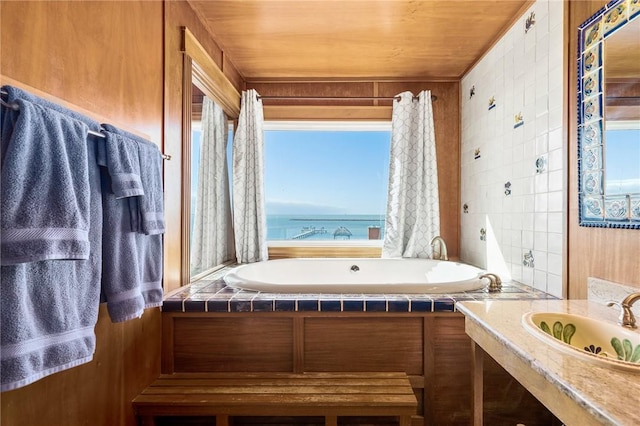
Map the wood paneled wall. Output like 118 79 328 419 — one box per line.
567 0 640 298
0 2 163 425
247 80 461 259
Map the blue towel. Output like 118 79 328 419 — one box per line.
1 97 91 265
1 86 103 129
99 171 146 321
133 136 164 308
97 125 145 236
100 126 144 199
136 139 165 235
98 126 164 321
0 117 103 391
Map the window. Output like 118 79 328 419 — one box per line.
605 121 640 196
263 121 391 243
190 91 236 278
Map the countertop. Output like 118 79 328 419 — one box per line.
457 300 640 426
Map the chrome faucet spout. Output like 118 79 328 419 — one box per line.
607 292 640 329
429 236 448 261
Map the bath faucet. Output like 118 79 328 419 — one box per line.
607 292 640 329
430 236 448 261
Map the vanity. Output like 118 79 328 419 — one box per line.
457 299 640 425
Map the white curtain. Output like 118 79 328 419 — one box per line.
382 90 440 258
191 97 234 274
232 89 268 263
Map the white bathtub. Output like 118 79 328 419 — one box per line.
223 258 489 294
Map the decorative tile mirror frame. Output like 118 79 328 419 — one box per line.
577 0 640 228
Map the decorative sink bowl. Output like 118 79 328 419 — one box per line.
522 312 640 372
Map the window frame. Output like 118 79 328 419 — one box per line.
181 27 240 284
263 120 391 257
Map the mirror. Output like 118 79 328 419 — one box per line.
578 0 640 228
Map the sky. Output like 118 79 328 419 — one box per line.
191 128 392 216
605 128 640 195
263 130 391 215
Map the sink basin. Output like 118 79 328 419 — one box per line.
522 312 640 372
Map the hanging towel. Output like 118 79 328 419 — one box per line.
98 125 145 236
1 86 104 129
1 97 91 265
136 138 165 235
101 124 165 235
100 126 144 199
0 115 103 391
98 126 164 321
134 137 165 308
99 171 146 322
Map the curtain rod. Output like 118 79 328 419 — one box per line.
256 94 438 102
1 90 171 160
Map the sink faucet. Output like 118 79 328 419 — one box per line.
480 273 502 293
430 236 448 261
607 292 640 329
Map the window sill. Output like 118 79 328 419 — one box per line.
267 240 383 248
267 241 382 259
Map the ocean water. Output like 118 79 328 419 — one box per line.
267 214 386 241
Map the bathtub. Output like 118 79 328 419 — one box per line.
223 258 488 294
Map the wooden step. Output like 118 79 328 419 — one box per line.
133 372 417 426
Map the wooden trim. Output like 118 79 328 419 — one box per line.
267 245 382 259
182 27 241 117
181 56 193 288
471 342 484 426
263 105 392 121
561 0 570 300
246 77 460 84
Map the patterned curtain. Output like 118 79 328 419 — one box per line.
232 89 268 263
382 90 440 258
191 97 234 274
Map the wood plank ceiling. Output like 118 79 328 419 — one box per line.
187 0 533 81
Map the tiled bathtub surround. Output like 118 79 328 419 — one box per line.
460 0 565 298
163 267 556 314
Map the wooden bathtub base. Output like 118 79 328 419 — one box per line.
160 312 559 425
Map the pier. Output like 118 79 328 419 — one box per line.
291 227 328 240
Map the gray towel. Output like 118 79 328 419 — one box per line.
1 98 91 265
98 127 163 320
100 126 144 199
100 125 165 235
99 169 146 321
136 139 165 235
0 113 103 391
1 86 102 128
98 125 144 237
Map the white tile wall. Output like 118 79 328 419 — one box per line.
460 0 565 298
